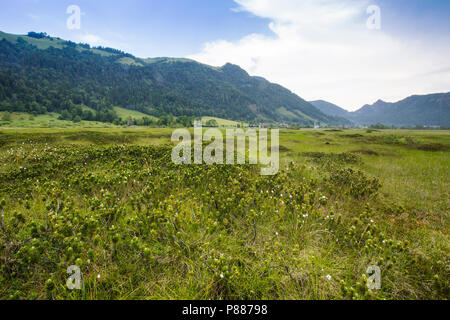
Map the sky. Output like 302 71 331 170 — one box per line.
0 0 449 111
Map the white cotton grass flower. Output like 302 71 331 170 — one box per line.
97 274 101 279
326 275 332 281
220 273 224 279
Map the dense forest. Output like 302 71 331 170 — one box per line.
0 31 349 125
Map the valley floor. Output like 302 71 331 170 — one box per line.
0 128 448 299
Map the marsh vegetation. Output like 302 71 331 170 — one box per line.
0 128 448 300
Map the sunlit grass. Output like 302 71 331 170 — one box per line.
0 128 448 300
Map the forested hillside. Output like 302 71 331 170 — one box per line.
0 31 346 126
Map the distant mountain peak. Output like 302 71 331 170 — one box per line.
222 62 240 68
349 93 450 127
311 93 450 127
221 63 249 77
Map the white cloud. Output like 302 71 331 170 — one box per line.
188 0 450 110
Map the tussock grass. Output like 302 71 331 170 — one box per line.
0 128 448 300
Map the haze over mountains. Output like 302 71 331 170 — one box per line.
311 93 450 127
0 31 349 126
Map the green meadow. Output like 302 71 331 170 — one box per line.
0 112 118 129
0 128 448 300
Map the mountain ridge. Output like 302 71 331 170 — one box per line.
0 31 347 126
309 100 351 119
311 93 450 127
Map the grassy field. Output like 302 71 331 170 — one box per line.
0 128 448 300
112 107 156 121
0 112 240 128
202 117 248 128
0 112 118 129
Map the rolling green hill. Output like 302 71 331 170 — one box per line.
0 31 347 126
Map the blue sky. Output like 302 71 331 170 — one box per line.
0 0 449 109
0 0 272 57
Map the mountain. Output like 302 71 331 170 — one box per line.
349 93 450 127
309 100 352 122
311 94 450 127
0 31 346 126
